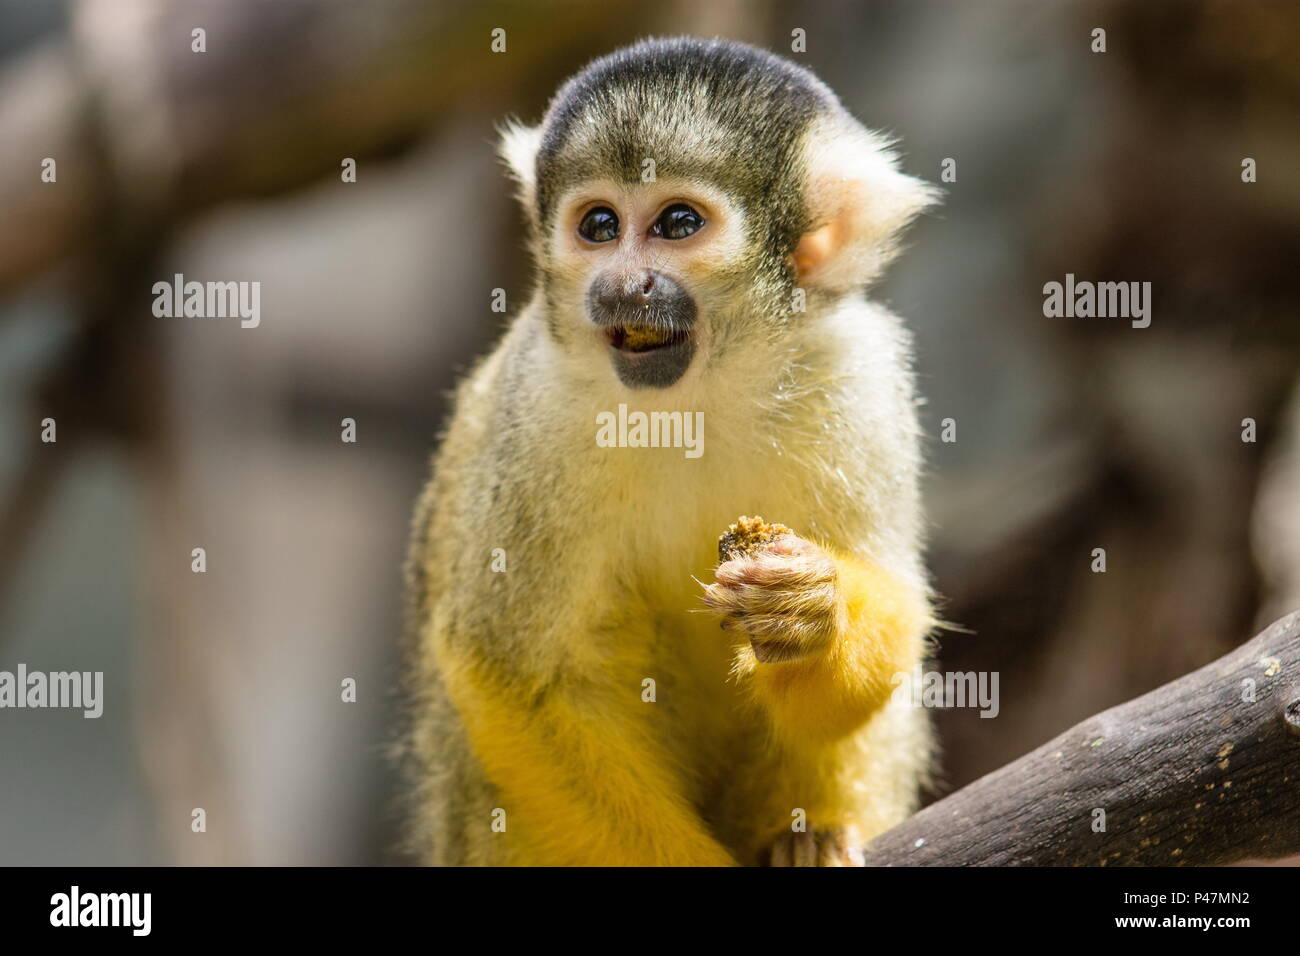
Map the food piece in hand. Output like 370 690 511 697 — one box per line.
717 515 795 562
708 516 839 664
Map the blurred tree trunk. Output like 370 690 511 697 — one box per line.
930 0 1300 813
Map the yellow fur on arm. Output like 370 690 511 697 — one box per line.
738 553 930 744
439 649 738 867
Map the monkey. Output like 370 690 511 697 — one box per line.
401 36 939 866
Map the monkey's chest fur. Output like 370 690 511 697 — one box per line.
409 309 926 864
425 437 903 863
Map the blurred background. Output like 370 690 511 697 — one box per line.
0 0 1297 865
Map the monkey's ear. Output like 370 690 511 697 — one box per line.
793 121 939 293
497 119 544 223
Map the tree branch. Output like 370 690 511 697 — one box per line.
863 611 1300 866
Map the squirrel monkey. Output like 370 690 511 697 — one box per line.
403 37 938 866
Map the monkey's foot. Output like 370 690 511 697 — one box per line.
703 527 838 663
766 827 865 867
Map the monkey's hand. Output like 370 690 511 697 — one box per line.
702 522 930 744
703 534 838 664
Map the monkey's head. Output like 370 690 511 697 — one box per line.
500 37 936 390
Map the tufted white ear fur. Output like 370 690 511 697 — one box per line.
793 116 940 293
497 119 544 225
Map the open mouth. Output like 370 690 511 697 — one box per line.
599 319 696 388
605 325 691 354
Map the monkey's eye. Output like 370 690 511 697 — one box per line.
578 207 619 243
652 204 705 240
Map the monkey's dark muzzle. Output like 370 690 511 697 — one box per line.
587 269 697 389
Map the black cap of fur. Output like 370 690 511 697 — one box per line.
535 37 834 256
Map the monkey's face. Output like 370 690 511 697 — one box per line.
499 39 938 392
546 177 752 389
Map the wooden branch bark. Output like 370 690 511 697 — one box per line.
862 611 1300 865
